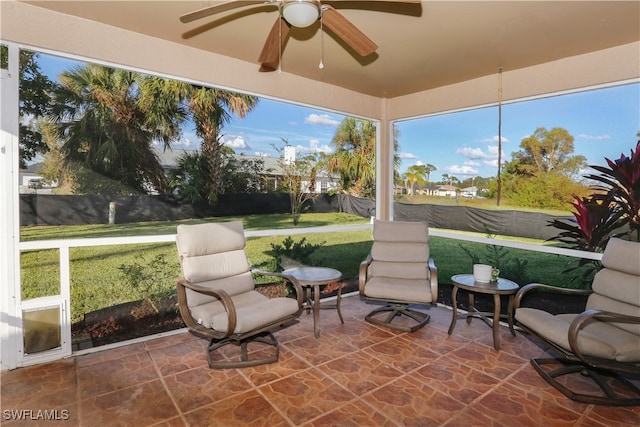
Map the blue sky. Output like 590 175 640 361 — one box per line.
37 53 639 182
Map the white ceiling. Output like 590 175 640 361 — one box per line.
23 1 640 98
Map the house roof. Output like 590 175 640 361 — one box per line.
154 148 334 178
19 1 639 99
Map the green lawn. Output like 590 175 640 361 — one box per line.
20 213 589 323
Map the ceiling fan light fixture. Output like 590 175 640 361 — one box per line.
281 0 320 28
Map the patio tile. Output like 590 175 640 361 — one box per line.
143 330 193 351
2 297 639 426
183 390 289 427
239 347 313 387
323 320 396 350
0 358 78 409
584 403 640 426
470 382 584 426
75 342 147 368
163 366 254 413
317 351 404 395
284 333 359 366
147 336 208 376
411 356 501 404
362 335 441 373
258 368 357 425
77 351 158 399
78 379 178 426
361 375 467 427
507 364 589 414
446 340 529 380
148 416 189 427
302 398 397 427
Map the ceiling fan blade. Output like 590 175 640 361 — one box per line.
321 6 378 57
259 16 291 72
180 1 266 24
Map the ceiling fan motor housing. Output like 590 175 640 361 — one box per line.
281 0 322 28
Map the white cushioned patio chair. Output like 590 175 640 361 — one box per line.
514 237 640 406
359 219 438 332
175 221 304 369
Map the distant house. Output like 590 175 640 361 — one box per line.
18 163 58 193
436 185 459 197
155 148 338 194
461 186 478 198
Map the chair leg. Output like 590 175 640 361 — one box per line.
531 357 640 406
206 332 280 369
365 303 430 332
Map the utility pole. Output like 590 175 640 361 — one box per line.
497 67 503 207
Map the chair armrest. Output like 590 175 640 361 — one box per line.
251 269 304 309
568 309 640 367
428 258 438 302
176 278 237 338
359 254 373 296
514 283 592 310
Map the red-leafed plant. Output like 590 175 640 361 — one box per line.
584 140 640 242
549 195 626 252
548 140 639 287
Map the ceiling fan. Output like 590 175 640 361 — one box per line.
180 0 420 72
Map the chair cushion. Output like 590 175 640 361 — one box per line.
369 260 428 280
176 221 246 257
601 238 640 276
190 290 299 334
181 249 251 284
185 271 256 307
364 277 433 304
371 242 429 263
515 308 640 362
373 220 429 243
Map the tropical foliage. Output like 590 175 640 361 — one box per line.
50 65 185 194
500 127 589 209
402 164 429 196
274 141 319 225
327 118 400 198
548 140 640 287
167 149 265 204
584 140 640 242
47 63 258 199
0 48 58 169
181 85 258 202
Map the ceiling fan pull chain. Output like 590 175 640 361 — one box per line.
278 15 282 73
319 10 324 69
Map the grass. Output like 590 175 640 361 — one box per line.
20 212 589 324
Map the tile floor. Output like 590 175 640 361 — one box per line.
2 295 640 426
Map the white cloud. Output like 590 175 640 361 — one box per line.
464 160 481 166
222 135 249 150
295 139 334 154
457 147 489 159
398 152 418 159
447 164 479 176
180 138 195 148
304 113 340 126
482 135 510 143
578 134 611 140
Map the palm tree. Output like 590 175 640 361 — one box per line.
422 163 437 184
50 64 185 194
328 118 399 198
184 86 258 202
404 164 427 198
